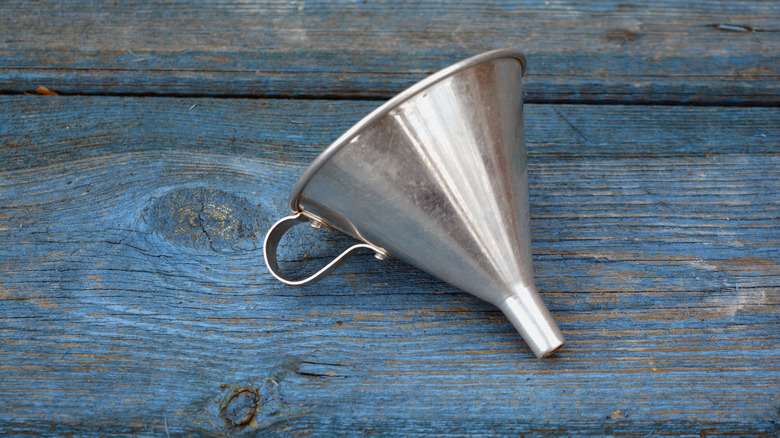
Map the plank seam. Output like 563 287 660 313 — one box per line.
1 89 779 107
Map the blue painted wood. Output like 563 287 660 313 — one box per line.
1 96 778 436
0 0 778 104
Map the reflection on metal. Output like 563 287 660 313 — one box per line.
263 49 564 358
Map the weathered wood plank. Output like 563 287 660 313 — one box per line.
1 96 778 436
1 0 778 104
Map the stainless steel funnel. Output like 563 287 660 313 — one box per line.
263 49 565 358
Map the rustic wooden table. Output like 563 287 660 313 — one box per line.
1 1 778 436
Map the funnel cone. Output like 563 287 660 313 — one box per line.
264 49 564 358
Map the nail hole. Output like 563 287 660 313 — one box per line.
714 24 752 32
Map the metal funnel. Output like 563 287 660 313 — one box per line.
264 49 565 358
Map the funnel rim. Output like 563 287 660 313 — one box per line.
288 48 527 213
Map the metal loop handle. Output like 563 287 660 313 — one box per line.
263 213 384 286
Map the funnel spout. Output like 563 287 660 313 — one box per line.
498 287 565 358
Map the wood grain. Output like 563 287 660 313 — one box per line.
0 0 778 104
1 96 778 436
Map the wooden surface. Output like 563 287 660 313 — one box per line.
1 0 778 104
1 1 778 437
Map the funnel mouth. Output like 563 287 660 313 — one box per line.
288 48 527 213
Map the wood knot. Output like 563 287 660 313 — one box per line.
143 187 264 252
220 387 259 428
605 28 642 44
